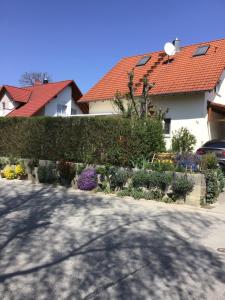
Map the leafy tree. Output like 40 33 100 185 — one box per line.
113 69 168 120
172 127 196 153
19 72 51 86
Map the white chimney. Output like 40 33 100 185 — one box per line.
173 38 181 53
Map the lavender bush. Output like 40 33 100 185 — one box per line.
77 168 97 191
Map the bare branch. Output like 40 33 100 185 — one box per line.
19 72 52 86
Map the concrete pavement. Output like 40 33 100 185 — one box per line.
0 179 225 300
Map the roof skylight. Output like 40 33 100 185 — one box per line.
193 45 210 57
136 55 151 67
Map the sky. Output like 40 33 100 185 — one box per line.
1 0 225 93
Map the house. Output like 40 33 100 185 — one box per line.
0 79 88 117
79 38 225 150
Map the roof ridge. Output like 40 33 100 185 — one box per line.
122 37 225 60
25 79 73 88
3 80 74 91
4 85 31 92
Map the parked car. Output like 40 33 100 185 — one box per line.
196 140 225 167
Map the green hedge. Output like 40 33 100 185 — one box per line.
0 116 165 166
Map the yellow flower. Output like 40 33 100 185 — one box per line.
15 164 26 176
3 166 17 180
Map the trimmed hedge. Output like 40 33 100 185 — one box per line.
0 116 165 166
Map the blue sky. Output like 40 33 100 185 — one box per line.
1 0 225 93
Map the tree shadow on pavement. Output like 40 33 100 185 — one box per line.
0 180 225 300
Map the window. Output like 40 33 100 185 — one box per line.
71 108 77 115
2 102 5 110
163 119 171 134
193 45 209 57
57 104 67 116
136 55 151 67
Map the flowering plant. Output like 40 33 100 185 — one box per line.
3 166 17 180
77 168 97 191
15 164 26 176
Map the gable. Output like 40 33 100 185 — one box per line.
0 92 20 116
44 86 83 116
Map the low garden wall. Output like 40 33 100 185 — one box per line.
0 157 208 207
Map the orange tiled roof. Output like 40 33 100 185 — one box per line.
3 86 31 103
79 38 225 103
0 80 88 116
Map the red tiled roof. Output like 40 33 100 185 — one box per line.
0 80 88 116
1 86 31 103
79 38 225 103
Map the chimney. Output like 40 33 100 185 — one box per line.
43 76 49 84
173 38 181 53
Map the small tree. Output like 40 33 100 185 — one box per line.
172 127 196 153
113 70 168 120
19 72 51 86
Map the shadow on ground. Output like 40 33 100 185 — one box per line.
0 180 225 299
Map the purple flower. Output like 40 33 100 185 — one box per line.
77 168 97 191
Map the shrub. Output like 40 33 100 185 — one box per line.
132 171 171 192
132 171 150 188
172 127 196 153
57 160 75 183
15 164 26 177
38 165 57 184
217 168 225 193
117 188 154 200
3 166 17 180
204 170 219 203
77 168 97 191
200 153 218 171
171 175 194 200
0 117 165 167
110 168 129 190
154 172 172 192
117 188 132 198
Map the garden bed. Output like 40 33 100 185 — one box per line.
0 156 214 207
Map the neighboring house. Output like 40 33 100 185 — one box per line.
0 80 88 117
79 38 225 150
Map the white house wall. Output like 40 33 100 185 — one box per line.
44 86 82 116
0 93 19 116
152 94 209 150
89 93 209 150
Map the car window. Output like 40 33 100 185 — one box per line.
204 142 225 148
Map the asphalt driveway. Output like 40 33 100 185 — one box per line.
0 179 225 300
